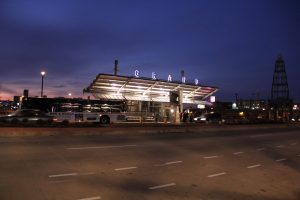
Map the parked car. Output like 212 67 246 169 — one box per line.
291 115 300 122
194 113 225 124
0 109 54 124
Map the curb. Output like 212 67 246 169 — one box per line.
0 123 299 137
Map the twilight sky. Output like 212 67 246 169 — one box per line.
0 0 299 101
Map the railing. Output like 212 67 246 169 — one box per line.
124 112 156 122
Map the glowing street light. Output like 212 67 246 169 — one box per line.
40 71 46 97
68 93 72 97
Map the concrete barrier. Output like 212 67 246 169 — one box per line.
0 123 299 137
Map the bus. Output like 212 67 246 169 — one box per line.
21 97 127 124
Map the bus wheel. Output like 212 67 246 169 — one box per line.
100 116 110 124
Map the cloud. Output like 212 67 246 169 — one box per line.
51 85 66 89
0 85 17 95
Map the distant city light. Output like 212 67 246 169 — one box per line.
210 96 216 103
293 105 298 110
232 102 237 109
68 93 72 97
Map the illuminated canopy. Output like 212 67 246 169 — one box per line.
84 74 218 104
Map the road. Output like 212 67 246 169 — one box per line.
0 126 300 200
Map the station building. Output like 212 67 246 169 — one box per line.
84 71 218 122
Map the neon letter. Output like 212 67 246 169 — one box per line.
134 70 139 78
152 72 156 80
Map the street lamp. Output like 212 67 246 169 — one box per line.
41 71 46 97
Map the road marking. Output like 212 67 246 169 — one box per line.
77 196 101 200
149 183 176 190
155 161 183 166
247 164 261 169
233 151 244 155
290 142 298 146
48 173 78 178
114 167 137 171
48 172 95 178
276 158 287 162
207 172 226 178
256 148 265 151
67 144 137 150
165 161 183 165
204 156 219 159
276 145 285 148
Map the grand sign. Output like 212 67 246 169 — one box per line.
134 70 199 85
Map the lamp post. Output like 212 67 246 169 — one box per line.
41 71 46 97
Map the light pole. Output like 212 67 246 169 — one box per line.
41 71 46 97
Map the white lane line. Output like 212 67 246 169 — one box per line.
233 152 244 155
203 156 219 159
276 145 285 148
256 148 265 151
48 172 95 178
247 164 261 169
149 183 176 190
165 161 183 165
114 166 137 171
48 173 78 178
276 158 287 162
290 142 298 146
77 196 101 200
207 172 226 178
67 144 137 150
155 161 183 166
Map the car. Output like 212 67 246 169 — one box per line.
194 113 225 124
0 109 55 124
291 115 300 122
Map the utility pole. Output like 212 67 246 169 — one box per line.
114 59 118 76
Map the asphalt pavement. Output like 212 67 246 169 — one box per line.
0 125 299 200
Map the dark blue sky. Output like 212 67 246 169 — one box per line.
0 0 299 101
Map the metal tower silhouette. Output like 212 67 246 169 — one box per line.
271 55 289 101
